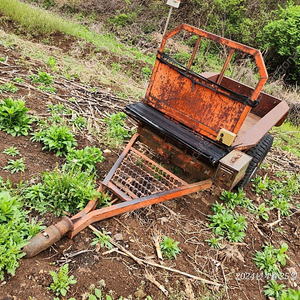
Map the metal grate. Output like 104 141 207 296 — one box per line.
111 148 187 199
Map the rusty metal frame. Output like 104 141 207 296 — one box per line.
157 23 268 101
68 132 212 237
23 132 212 258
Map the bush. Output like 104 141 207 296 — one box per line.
23 167 102 216
262 3 300 81
0 97 32 136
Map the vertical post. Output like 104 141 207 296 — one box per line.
163 6 173 37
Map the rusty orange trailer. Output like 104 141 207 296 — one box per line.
23 24 289 258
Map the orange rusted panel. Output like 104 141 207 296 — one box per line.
144 24 268 141
146 62 251 139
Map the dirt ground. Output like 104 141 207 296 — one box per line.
0 23 300 300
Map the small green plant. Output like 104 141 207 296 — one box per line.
105 112 131 147
205 235 223 249
219 188 248 208
47 103 71 114
13 77 23 83
29 71 56 93
0 191 43 280
31 124 77 156
0 82 18 93
38 84 57 93
46 56 57 70
108 11 137 27
264 280 286 299
91 230 113 250
3 158 26 173
29 70 53 85
208 207 247 242
249 203 269 221
24 167 102 216
160 236 181 260
252 176 269 195
280 288 300 299
0 97 32 136
141 67 152 79
69 115 87 129
65 146 104 173
88 288 102 300
2 146 20 157
253 243 289 277
48 264 77 297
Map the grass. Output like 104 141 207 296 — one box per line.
271 121 300 158
0 0 154 64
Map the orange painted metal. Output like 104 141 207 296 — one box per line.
144 24 269 141
68 133 212 237
23 24 288 259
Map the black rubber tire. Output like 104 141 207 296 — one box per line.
235 133 274 189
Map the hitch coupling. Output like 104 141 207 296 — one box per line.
23 216 74 258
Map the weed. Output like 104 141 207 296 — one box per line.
31 124 77 156
208 207 247 242
47 103 71 114
29 70 53 85
108 11 137 27
271 121 300 158
219 188 248 208
280 288 300 299
48 264 77 297
2 146 20 157
3 158 26 173
268 197 291 217
38 84 57 93
13 77 23 83
264 280 286 299
65 146 104 173
0 97 32 136
91 230 113 250
160 236 181 259
46 56 58 71
252 176 269 195
253 243 289 277
249 203 269 221
0 82 18 93
141 67 152 79
69 115 87 129
210 202 226 213
205 235 223 249
105 112 131 147
0 191 43 280
23 166 102 216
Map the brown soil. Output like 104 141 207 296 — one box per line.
0 23 300 300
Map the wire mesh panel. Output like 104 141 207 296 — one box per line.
110 148 187 199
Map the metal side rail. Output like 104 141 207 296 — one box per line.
23 133 212 258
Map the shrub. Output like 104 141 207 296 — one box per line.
65 146 105 173
31 124 77 156
262 3 300 81
0 97 32 136
23 167 102 216
0 191 43 280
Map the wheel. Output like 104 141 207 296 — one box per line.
235 134 274 189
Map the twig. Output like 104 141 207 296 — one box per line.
89 225 221 286
264 218 282 229
145 270 169 297
152 232 163 260
252 222 264 237
221 264 230 300
89 225 143 265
